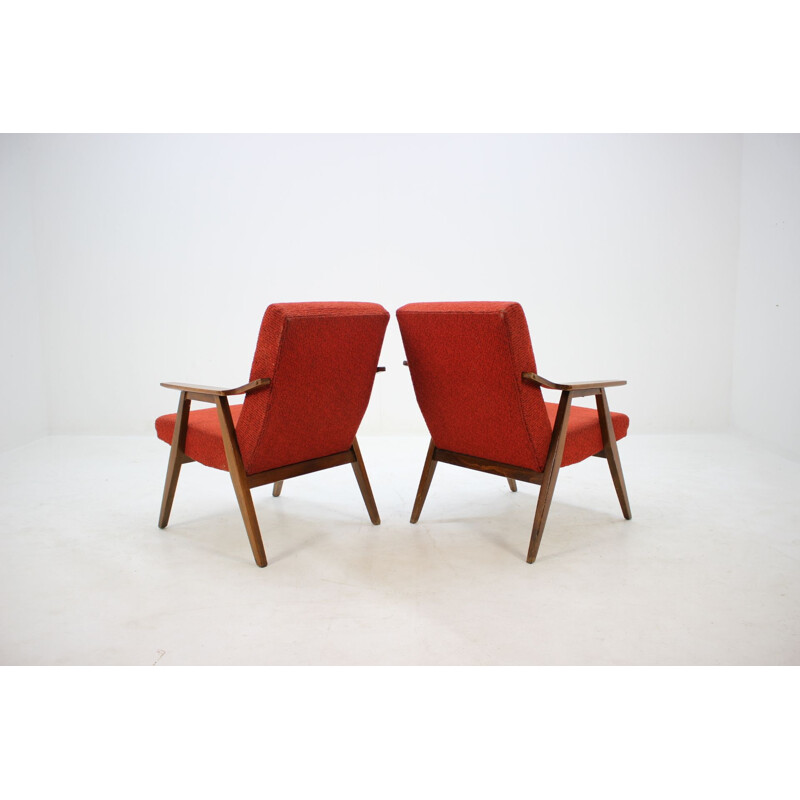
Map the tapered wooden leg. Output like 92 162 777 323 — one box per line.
351 438 380 525
215 397 268 567
596 389 632 520
507 478 518 492
527 465 561 563
410 438 438 524
527 392 573 563
159 392 191 528
272 480 284 497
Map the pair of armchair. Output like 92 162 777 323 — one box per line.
156 302 631 567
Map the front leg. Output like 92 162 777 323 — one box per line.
596 389 632 520
215 397 268 567
527 391 573 563
158 391 191 528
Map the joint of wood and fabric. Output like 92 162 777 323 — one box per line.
408 376 631 564
158 370 385 567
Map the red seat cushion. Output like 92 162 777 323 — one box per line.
155 405 243 471
154 402 629 474
547 402 629 467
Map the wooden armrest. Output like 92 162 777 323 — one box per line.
521 372 626 391
160 378 271 396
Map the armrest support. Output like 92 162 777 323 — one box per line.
521 372 626 391
160 378 271 396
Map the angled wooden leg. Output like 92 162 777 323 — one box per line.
527 391 573 563
215 397 268 567
272 480 284 497
507 478 518 492
596 389 632 520
159 391 191 528
410 438 438 524
351 438 380 525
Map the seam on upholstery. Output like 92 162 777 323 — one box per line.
268 313 388 319
241 315 287 469
399 309 509 315
500 308 543 471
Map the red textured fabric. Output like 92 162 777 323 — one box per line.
156 303 389 474
155 405 243 471
546 402 629 467
397 302 628 473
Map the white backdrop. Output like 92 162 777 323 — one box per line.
0 135 46 449
1 133 754 446
733 134 800 457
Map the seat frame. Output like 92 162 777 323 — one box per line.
408 369 632 563
158 372 382 567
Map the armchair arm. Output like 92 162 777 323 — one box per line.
160 378 272 396
522 372 626 391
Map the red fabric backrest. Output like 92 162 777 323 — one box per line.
236 303 389 475
396 302 553 472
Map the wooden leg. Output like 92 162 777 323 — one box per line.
527 391 573 563
507 478 518 492
351 438 380 525
215 397 268 567
158 392 191 528
272 480 284 497
410 438 438 524
596 389 632 520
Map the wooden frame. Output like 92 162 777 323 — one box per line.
158 372 382 567
408 369 631 563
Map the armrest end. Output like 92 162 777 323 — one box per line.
160 378 271 396
522 372 626 391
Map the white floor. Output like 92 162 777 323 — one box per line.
1 432 798 665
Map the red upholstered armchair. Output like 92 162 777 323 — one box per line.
396 302 631 563
156 302 390 567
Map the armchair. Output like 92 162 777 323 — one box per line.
156 302 390 567
396 301 631 562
